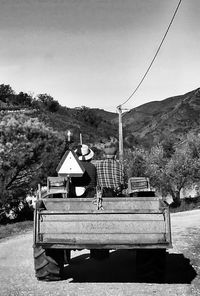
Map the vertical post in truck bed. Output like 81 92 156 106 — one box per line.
33 184 41 246
164 207 172 245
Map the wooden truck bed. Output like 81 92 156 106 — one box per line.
34 197 172 250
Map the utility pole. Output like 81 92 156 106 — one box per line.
117 105 123 162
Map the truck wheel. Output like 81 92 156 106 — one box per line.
136 249 166 283
33 246 64 281
90 249 110 260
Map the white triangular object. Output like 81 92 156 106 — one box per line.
58 151 83 175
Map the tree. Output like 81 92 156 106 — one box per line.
14 92 33 107
124 148 148 184
5 92 33 107
124 134 139 148
37 94 60 112
145 143 200 206
0 84 15 103
145 145 168 193
164 149 200 205
0 113 64 205
160 135 176 158
185 132 200 159
73 106 102 127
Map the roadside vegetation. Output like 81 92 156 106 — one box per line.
170 196 200 213
0 220 33 240
124 132 200 206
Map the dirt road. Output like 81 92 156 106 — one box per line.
0 210 200 296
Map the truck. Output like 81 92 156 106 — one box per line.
33 152 172 282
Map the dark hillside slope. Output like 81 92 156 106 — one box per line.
122 88 200 144
0 105 118 145
43 107 118 143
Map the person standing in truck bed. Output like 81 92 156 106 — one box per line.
96 141 124 197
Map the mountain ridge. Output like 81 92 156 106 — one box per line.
121 88 200 145
1 84 200 147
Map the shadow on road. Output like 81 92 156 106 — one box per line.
165 253 197 284
63 250 197 284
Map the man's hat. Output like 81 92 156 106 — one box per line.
75 144 94 161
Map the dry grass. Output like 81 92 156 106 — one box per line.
170 196 200 213
0 220 33 240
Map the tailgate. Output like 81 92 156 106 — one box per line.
35 197 172 249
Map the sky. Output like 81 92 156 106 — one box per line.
0 0 199 112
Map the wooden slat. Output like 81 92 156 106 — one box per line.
40 209 163 214
42 233 167 245
40 220 165 234
43 197 161 212
41 213 164 221
39 243 170 250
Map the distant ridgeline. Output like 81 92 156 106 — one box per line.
120 87 200 147
1 83 200 147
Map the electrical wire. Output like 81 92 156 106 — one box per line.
118 0 183 108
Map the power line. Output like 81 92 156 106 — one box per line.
118 0 183 108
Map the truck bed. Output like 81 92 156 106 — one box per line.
34 197 172 250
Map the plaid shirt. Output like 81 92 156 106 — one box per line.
96 159 124 189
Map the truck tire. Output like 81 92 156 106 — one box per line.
136 249 166 283
90 249 110 260
33 246 64 281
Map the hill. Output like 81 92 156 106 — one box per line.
121 88 200 147
0 84 118 145
1 83 200 148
